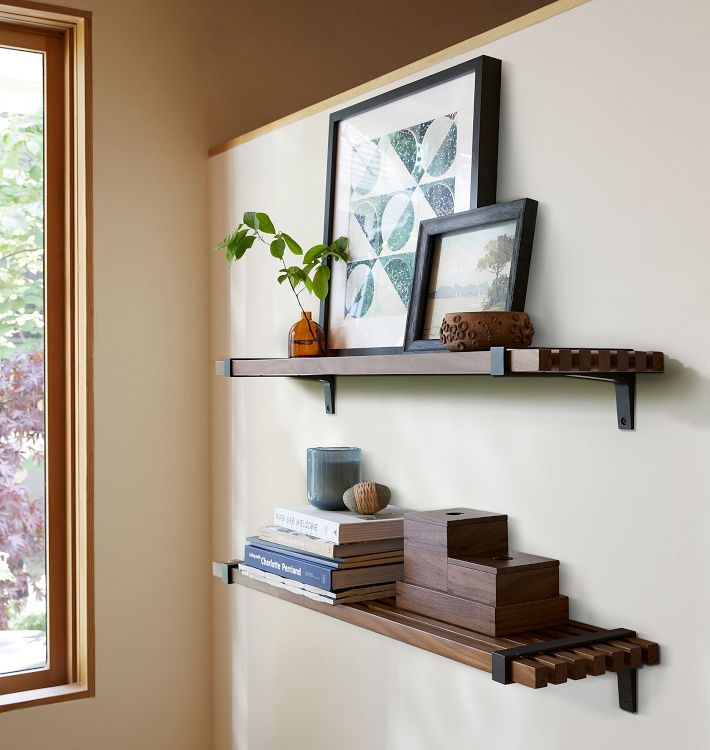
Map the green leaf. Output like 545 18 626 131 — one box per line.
225 234 243 261
312 265 330 300
282 266 304 290
280 232 302 255
331 236 349 255
277 273 289 284
255 212 275 234
216 224 244 249
270 237 285 259
304 244 328 264
243 211 258 230
302 275 313 294
234 234 256 260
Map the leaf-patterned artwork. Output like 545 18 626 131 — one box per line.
325 59 498 352
343 114 458 321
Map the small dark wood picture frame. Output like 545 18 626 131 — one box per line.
404 199 538 353
320 55 502 356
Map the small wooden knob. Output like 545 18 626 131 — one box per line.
343 482 391 514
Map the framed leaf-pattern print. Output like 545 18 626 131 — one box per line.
321 56 501 355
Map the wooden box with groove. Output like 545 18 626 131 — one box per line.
403 508 508 592
396 580 568 636
397 508 569 636
448 551 560 607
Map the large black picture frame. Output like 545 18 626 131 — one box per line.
404 199 538 353
320 55 502 357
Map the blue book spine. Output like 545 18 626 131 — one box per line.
246 537 341 567
243 544 333 591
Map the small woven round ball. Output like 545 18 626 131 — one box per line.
343 482 391 514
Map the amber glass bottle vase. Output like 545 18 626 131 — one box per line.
288 311 326 357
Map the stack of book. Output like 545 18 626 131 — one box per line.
239 504 408 605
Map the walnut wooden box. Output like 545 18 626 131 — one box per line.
396 581 569 636
403 508 508 593
448 551 560 607
397 507 569 636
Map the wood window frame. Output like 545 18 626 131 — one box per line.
0 1 92 711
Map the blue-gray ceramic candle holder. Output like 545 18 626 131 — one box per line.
307 447 362 511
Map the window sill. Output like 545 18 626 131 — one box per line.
0 683 92 713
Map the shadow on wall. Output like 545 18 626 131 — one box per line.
331 372 623 420
292 356 707 428
643 357 710 427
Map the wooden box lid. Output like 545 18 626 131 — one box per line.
404 508 507 527
448 550 559 575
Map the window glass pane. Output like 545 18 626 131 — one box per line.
0 45 46 675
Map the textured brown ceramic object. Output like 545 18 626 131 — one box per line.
440 312 534 352
343 482 392 514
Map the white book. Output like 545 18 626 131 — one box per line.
272 504 409 544
258 526 403 559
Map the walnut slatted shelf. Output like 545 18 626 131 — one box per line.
232 571 659 712
218 347 664 429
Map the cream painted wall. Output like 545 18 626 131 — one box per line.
2 1 213 747
210 1 710 749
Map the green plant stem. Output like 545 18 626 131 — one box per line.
254 228 324 355
278 255 325 355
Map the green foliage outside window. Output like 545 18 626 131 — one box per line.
0 110 46 630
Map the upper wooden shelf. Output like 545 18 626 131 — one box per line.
217 347 664 429
221 348 663 377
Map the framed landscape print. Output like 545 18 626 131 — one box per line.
321 56 501 356
404 199 538 353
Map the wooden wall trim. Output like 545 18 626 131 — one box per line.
0 684 89 713
0 1 90 24
0 0 94 708
208 0 590 158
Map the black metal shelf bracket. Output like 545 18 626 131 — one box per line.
491 627 639 713
568 372 636 430
615 374 636 430
223 359 336 415
300 375 336 415
617 667 638 713
490 346 507 376
489 347 637 430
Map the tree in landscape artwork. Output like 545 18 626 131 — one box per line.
422 219 517 339
477 233 514 310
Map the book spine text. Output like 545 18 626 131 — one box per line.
273 507 340 542
243 545 333 590
260 528 335 557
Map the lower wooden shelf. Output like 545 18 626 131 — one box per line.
233 571 659 711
